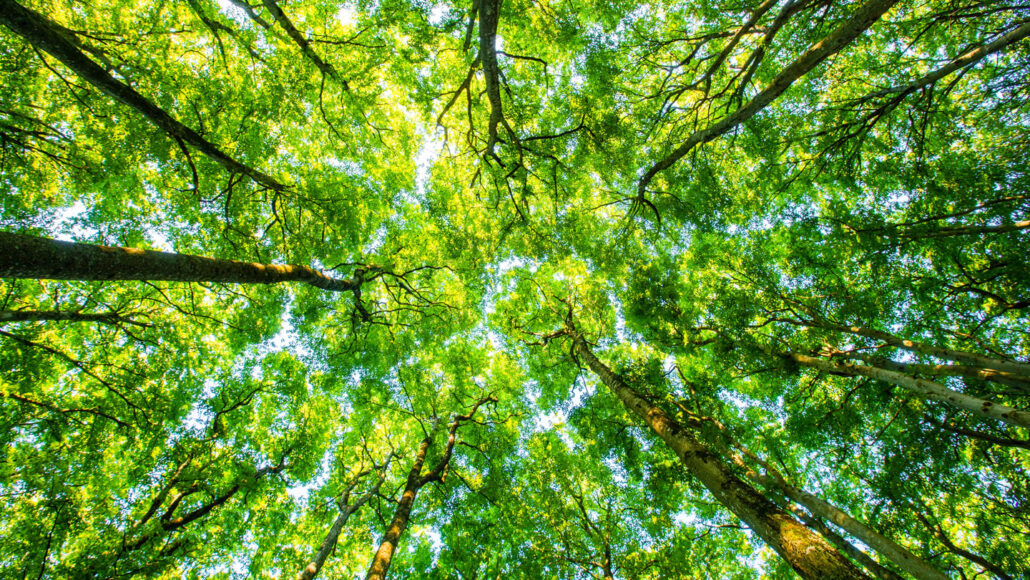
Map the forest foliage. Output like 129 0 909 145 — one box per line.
0 0 1028 577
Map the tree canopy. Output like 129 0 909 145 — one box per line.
1 0 1028 578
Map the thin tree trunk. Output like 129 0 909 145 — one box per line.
637 0 898 195
810 322 1030 377
785 350 1030 428
570 333 868 580
364 397 492 580
841 354 1030 392
297 467 388 580
0 231 359 292
909 501 1014 580
0 0 286 191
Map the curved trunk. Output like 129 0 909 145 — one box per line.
0 231 358 292
572 334 867 579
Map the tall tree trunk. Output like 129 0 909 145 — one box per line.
364 439 427 580
679 408 939 580
570 333 868 580
478 0 507 157
0 0 286 191
783 350 1030 428
364 397 493 580
786 505 904 580
601 543 614 580
0 231 359 292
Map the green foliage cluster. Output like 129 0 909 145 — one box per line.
1 0 1028 577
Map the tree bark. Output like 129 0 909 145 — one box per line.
843 354 1030 393
299 464 390 580
855 23 1030 105
478 0 506 157
570 333 868 580
364 397 492 580
786 506 904 580
0 231 359 292
744 462 946 580
364 438 430 580
0 309 147 326
685 410 937 580
810 322 1030 377
0 0 286 191
637 0 899 195
784 350 1030 428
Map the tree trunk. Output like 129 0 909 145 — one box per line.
478 0 506 156
686 410 937 580
364 438 431 580
786 506 904 580
0 0 286 191
0 231 358 292
363 397 491 580
0 309 146 326
571 333 868 580
843 354 1030 393
742 462 946 580
299 469 387 580
785 350 1030 428
812 322 1030 377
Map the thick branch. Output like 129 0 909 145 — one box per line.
637 0 898 195
854 22 1030 104
0 309 150 326
259 0 348 89
0 0 286 191
781 349 1030 428
0 231 359 292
